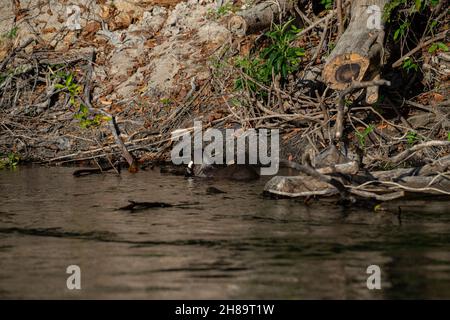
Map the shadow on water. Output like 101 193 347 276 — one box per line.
0 166 449 299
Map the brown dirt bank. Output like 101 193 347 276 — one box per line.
0 0 449 174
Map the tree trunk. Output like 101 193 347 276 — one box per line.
322 0 388 90
227 0 294 36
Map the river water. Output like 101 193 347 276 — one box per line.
0 166 450 299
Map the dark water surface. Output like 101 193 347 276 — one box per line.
1 166 450 299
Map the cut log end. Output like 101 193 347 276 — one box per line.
227 15 248 37
323 53 370 90
227 0 294 37
322 0 388 90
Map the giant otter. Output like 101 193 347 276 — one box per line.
185 161 260 181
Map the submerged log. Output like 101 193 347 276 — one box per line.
264 175 338 198
227 0 294 36
322 0 388 90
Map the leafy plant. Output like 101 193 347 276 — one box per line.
406 131 419 146
393 20 411 41
54 73 106 128
384 0 441 51
428 42 449 54
74 104 105 129
217 2 235 16
355 125 374 149
160 98 172 106
54 73 81 106
321 0 333 10
0 153 20 170
402 57 418 72
235 19 304 93
0 73 6 87
3 26 18 39
234 56 270 93
207 2 237 19
261 20 305 80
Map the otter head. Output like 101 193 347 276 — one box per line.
185 161 195 177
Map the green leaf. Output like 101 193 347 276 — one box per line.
415 0 422 11
66 73 73 86
394 28 401 41
438 42 449 51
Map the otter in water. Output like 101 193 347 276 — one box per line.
185 161 259 181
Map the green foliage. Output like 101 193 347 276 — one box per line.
207 2 237 19
234 56 269 93
321 0 333 10
73 104 105 129
54 72 105 128
355 125 374 149
429 19 438 33
402 57 418 72
428 42 449 54
384 0 439 22
447 132 450 141
0 73 6 87
3 26 18 39
217 2 234 15
54 73 81 106
383 0 441 48
393 20 411 41
406 131 419 146
0 153 20 170
344 99 352 107
261 20 305 79
384 0 441 59
235 19 304 93
160 98 172 106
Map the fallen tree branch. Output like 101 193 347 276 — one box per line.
297 1 352 38
73 165 119 177
389 140 450 164
281 159 359 175
0 38 34 71
349 189 405 201
336 0 344 39
82 49 138 172
336 79 391 139
392 30 448 68
351 177 450 196
227 0 294 36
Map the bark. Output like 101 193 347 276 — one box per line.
263 156 450 200
227 0 295 36
322 0 388 90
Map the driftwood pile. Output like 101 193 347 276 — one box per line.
265 149 450 202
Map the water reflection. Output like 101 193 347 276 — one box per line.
0 166 449 299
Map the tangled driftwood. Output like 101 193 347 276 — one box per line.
265 154 450 202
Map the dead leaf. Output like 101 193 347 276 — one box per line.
99 97 113 105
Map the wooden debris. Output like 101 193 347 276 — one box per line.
322 0 388 90
264 155 450 201
227 0 294 36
